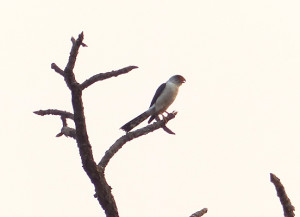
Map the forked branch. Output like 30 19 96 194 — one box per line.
35 32 119 217
35 32 186 217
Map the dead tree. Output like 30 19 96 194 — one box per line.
34 32 206 217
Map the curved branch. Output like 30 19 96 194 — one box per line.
99 112 177 169
33 109 74 120
80 65 138 90
190 208 208 217
270 173 295 217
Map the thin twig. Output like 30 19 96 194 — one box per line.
270 173 295 217
190 208 208 217
33 109 74 120
80 66 138 90
99 112 177 169
51 63 65 76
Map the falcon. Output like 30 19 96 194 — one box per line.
121 75 186 132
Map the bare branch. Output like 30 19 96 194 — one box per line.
270 173 295 217
162 125 175 134
62 32 119 217
33 109 74 120
80 65 138 90
155 116 175 134
99 112 177 169
190 208 208 217
63 33 83 90
51 63 65 76
37 33 119 217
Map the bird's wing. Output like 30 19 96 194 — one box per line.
149 83 166 107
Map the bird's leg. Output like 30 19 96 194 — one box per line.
161 111 172 122
161 113 168 122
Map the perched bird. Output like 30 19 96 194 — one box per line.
120 75 186 132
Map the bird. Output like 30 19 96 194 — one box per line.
120 75 186 132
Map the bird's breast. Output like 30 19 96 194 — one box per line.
154 82 178 113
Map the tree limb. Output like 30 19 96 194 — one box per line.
80 65 138 90
190 208 208 217
33 109 74 120
51 63 65 76
270 173 295 217
36 32 184 217
38 32 119 217
99 112 177 170
64 32 119 217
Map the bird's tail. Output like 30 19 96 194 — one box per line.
120 110 152 132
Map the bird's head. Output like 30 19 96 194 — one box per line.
169 75 186 86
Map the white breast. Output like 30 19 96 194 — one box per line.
154 82 179 114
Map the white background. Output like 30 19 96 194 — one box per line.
1 0 300 217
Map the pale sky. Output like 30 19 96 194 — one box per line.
1 0 300 217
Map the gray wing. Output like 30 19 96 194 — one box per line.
149 83 166 107
148 83 166 123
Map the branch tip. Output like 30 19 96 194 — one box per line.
56 132 64 137
33 109 74 120
270 173 295 217
190 208 208 217
51 63 64 76
71 37 76 44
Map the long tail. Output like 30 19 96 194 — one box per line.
120 110 152 132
